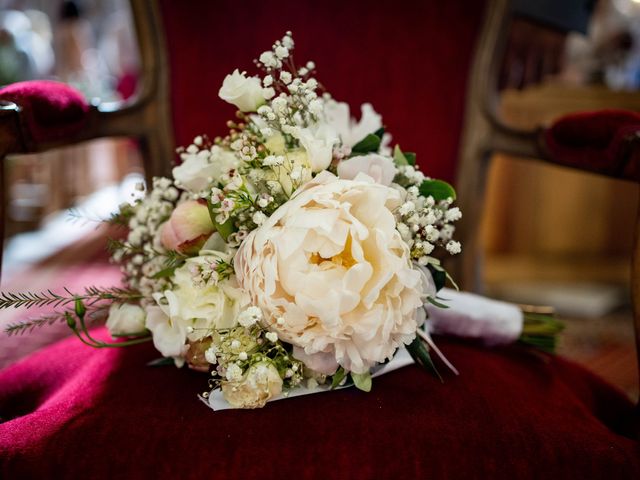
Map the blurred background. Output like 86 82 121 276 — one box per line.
0 0 638 401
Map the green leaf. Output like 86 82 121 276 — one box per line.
373 127 385 138
406 336 442 382
152 265 179 279
351 134 381 155
426 296 449 309
351 371 372 392
428 264 447 292
147 357 175 367
419 179 457 201
403 152 416 166
206 200 235 241
393 145 409 166
330 367 346 390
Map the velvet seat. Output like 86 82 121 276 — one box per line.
0 80 89 144
0 0 639 477
0 330 637 479
544 110 640 181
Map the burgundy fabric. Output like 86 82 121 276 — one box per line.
0 80 89 144
0 331 638 479
159 0 486 184
544 109 640 181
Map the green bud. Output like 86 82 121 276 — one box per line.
65 311 77 330
74 298 86 318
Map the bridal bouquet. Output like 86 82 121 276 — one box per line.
1 33 561 409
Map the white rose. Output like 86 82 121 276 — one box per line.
219 69 265 112
221 361 283 408
106 303 146 337
286 124 338 172
337 153 397 186
324 100 391 154
235 171 426 374
146 255 250 360
173 146 239 193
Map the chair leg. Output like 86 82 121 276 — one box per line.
0 153 6 284
632 195 640 424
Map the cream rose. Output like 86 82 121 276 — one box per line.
106 303 146 337
221 361 283 409
285 124 338 172
147 255 250 360
218 69 265 112
337 153 397 186
173 146 239 194
234 172 426 374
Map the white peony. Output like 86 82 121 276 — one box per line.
173 146 239 193
221 361 283 408
337 153 397 186
146 255 250 360
285 124 338 172
219 69 265 112
235 171 427 374
324 100 391 154
106 303 146 337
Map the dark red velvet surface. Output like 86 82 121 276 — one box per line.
545 109 640 181
159 0 486 184
0 329 638 479
0 80 89 144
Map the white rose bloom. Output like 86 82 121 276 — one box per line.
106 303 146 337
146 255 250 360
145 295 187 360
218 69 265 112
324 100 391 154
337 153 397 186
286 124 338 172
221 361 283 409
173 146 239 194
235 171 426 374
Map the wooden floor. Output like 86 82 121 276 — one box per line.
558 309 638 402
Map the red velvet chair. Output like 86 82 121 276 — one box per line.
0 0 638 478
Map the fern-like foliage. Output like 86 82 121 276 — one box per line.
0 286 141 310
0 290 67 309
5 312 67 336
4 305 110 336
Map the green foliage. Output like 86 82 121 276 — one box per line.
519 313 565 353
419 179 457 201
426 296 449 309
330 366 347 389
351 371 372 392
428 264 447 292
351 134 381 155
407 336 442 382
393 145 416 166
207 200 236 241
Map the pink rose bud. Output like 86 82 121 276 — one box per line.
160 200 215 254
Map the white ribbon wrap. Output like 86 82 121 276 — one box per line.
425 288 523 346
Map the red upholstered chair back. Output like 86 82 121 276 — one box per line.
157 0 487 184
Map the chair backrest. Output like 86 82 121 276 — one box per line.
155 0 488 184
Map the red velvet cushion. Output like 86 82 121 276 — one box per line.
544 109 640 181
1 330 637 478
0 80 89 144
159 0 486 184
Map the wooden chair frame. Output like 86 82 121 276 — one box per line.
0 0 638 408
